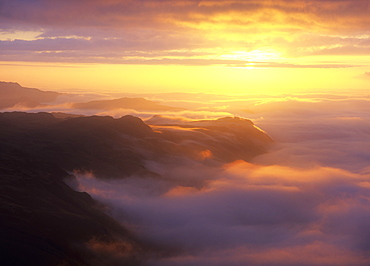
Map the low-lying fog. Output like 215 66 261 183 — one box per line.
72 94 370 265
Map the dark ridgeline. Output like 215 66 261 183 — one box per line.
0 81 186 112
0 112 273 265
0 82 61 109
71 97 186 111
0 113 148 265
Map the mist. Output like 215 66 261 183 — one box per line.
72 95 370 265
2 82 370 264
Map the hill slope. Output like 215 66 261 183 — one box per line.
0 112 273 264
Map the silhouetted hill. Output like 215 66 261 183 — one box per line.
0 112 157 179
0 112 153 265
0 81 61 109
0 112 273 179
0 112 273 264
0 161 144 265
0 81 184 113
72 97 185 111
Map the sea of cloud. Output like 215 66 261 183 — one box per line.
70 94 370 265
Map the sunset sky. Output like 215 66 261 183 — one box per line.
2 1 370 265
1 0 370 94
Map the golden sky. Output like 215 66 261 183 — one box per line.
1 0 370 94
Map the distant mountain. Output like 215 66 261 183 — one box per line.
72 97 186 111
0 112 273 264
0 81 186 112
0 81 61 109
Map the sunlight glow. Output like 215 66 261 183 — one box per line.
220 49 283 69
0 61 367 95
220 50 281 61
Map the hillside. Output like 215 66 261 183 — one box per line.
0 112 273 264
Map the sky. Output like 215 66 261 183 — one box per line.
1 0 370 94
2 1 370 265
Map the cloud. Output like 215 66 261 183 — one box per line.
62 93 370 265
1 0 370 65
74 159 370 265
239 97 370 173
1 41 362 66
3 0 368 30
83 237 145 266
1 80 369 264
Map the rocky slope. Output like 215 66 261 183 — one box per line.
0 112 273 265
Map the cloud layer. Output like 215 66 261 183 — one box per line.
2 81 369 264
1 0 370 66
71 93 370 265
76 161 370 265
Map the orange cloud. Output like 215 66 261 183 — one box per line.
1 0 370 66
196 149 213 160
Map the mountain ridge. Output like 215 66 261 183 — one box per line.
72 97 186 111
0 81 187 112
0 111 273 264
0 81 61 109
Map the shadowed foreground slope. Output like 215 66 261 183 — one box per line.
0 112 272 265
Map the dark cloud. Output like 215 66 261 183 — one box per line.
0 0 367 26
1 0 368 31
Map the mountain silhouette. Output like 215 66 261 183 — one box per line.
0 111 273 264
72 97 185 111
0 81 186 112
0 81 61 109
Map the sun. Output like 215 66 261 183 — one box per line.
220 49 282 68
